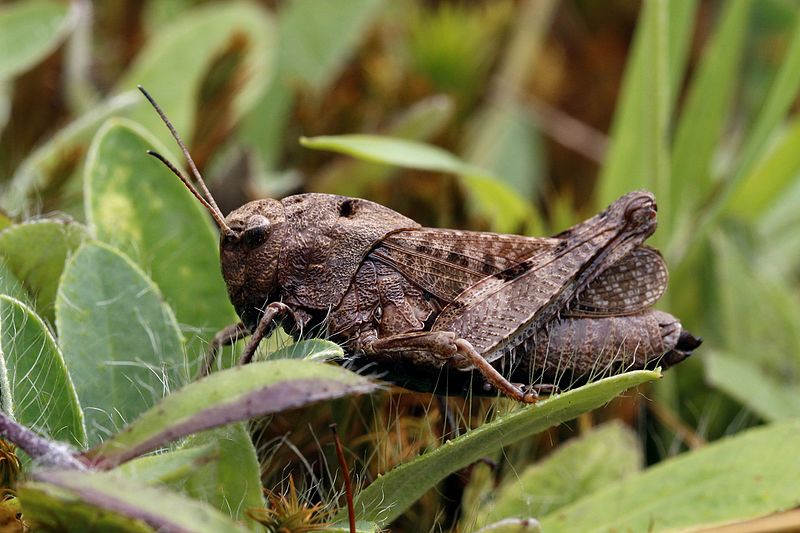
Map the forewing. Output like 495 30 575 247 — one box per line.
431 191 658 362
566 246 667 317
370 229 558 302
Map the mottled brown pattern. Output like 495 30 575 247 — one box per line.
278 194 419 309
220 193 418 329
372 229 556 302
213 189 699 401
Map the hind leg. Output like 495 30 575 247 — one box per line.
364 331 539 404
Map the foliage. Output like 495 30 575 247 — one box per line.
1 0 800 532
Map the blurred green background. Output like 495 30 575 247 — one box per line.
3 0 800 531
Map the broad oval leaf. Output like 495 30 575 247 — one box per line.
539 419 800 532
0 219 87 323
0 0 74 81
88 359 377 468
85 119 236 352
26 470 250 533
179 424 265 530
350 369 660 527
55 241 185 446
0 296 85 447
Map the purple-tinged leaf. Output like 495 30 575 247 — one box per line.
87 359 376 468
26 469 249 533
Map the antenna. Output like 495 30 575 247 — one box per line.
137 85 233 235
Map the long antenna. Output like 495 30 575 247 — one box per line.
137 85 233 235
145 150 231 232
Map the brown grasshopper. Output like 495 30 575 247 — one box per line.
139 87 700 403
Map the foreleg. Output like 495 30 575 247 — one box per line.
199 302 296 378
198 321 248 378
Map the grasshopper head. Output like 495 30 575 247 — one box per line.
138 86 287 329
220 200 286 328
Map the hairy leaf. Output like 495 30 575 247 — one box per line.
351 370 660 526
0 296 85 446
55 241 185 446
88 359 377 467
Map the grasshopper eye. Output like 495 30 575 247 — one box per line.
244 216 271 248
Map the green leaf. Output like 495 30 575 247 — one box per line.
756 180 800 276
462 104 544 201
311 95 456 196
461 173 537 234
237 78 294 173
598 0 697 208
460 0 555 204
669 0 751 236
301 134 535 232
705 351 800 422
472 422 641 529
55 241 185 447
712 231 800 368
20 483 153 533
0 296 85 446
277 0 386 91
350 369 660 527
700 11 800 239
303 134 486 175
118 1 275 152
268 339 344 362
728 116 800 219
727 11 800 197
464 104 545 200
180 424 265 529
85 119 236 353
26 470 250 533
115 444 217 486
539 419 800 532
88 359 377 468
0 0 74 81
0 219 87 323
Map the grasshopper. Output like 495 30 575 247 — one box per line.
139 86 700 403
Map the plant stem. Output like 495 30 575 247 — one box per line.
0 412 87 470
